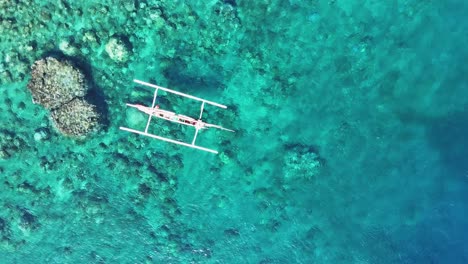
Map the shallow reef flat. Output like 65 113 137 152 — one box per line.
1 0 468 263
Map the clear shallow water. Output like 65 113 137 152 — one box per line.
1 1 468 263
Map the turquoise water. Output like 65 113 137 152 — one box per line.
1 0 468 263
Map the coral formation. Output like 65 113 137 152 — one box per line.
27 57 89 109
283 145 322 180
50 98 101 137
59 39 79 56
33 127 51 142
105 36 132 62
0 129 26 159
25 56 103 137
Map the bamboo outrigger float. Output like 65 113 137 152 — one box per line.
120 79 234 154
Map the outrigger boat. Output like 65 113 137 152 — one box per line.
120 79 234 154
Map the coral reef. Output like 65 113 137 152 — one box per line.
27 57 89 109
50 98 101 137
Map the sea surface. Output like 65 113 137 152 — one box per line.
1 0 468 263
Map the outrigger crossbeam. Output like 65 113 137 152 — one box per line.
120 79 234 154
